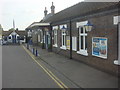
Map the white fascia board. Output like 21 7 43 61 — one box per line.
53 26 58 30
10 31 19 36
60 24 67 29
30 23 50 28
76 21 88 28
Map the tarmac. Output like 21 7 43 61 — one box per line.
26 44 119 88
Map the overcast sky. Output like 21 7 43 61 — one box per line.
0 0 84 30
0 0 119 30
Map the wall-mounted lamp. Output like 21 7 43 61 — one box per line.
61 25 67 30
84 21 93 32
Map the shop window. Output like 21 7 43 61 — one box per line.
77 26 88 56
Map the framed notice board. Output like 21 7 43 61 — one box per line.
92 37 107 59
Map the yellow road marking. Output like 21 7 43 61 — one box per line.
22 45 69 90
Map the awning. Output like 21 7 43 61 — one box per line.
29 22 50 28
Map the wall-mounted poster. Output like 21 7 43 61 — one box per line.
67 40 70 50
66 36 70 50
92 37 107 59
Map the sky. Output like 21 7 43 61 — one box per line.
0 0 119 31
0 0 84 30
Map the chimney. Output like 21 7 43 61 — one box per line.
44 7 48 17
51 2 55 15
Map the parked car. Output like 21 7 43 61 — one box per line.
2 41 8 45
0 40 2 45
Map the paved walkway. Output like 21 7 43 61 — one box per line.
27 44 118 88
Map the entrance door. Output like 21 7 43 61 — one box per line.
12 35 16 43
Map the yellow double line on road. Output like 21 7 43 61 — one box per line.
22 45 69 90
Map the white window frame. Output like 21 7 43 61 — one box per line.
60 29 67 50
53 26 58 47
113 15 120 25
60 24 67 50
77 26 88 56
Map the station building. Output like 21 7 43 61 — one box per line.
26 2 120 76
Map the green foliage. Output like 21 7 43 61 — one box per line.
8 28 15 31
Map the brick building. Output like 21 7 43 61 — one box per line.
26 2 119 76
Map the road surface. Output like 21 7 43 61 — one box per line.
2 45 60 88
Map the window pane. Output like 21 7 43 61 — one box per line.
81 36 83 49
64 35 66 46
63 31 65 34
63 35 64 45
81 27 83 33
85 27 87 33
85 36 87 50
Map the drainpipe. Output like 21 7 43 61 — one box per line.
117 22 120 65
114 22 120 65
70 20 72 59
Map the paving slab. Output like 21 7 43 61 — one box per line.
28 45 119 88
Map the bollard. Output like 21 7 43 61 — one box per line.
35 48 38 57
32 48 35 55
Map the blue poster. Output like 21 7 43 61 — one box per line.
92 37 107 59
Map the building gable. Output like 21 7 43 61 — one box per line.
9 31 19 36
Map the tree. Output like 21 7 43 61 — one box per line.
8 28 15 31
16 28 18 31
